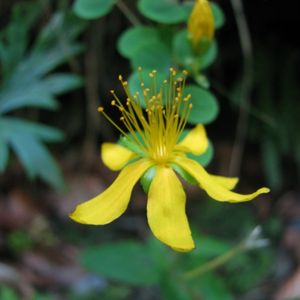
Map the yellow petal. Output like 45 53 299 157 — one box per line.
174 156 270 203
147 166 195 252
176 124 209 155
188 0 215 47
101 143 136 171
70 159 153 225
209 175 239 190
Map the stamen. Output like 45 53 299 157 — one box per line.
98 68 192 164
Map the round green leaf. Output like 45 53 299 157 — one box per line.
138 0 193 24
118 26 161 59
73 0 115 19
173 30 218 72
131 42 171 72
80 241 162 286
187 141 214 167
211 2 225 29
173 29 194 70
183 85 219 124
198 40 218 70
128 68 169 107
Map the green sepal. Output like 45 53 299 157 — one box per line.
118 133 145 156
172 163 198 186
140 166 156 193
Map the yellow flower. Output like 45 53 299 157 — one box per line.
188 0 215 50
70 68 269 252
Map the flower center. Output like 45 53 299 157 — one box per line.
98 68 192 164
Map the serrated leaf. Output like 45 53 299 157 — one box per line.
118 26 161 59
73 0 116 19
0 84 58 113
138 0 193 24
0 133 9 172
42 74 83 95
80 241 162 286
34 12 87 52
0 117 64 142
183 85 219 124
9 133 65 190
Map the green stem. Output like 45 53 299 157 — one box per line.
116 0 141 26
183 242 246 280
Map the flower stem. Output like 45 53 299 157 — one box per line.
183 242 246 279
116 0 141 26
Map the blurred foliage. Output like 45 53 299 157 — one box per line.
246 48 300 192
0 1 86 190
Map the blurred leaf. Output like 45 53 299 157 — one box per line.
128 68 169 107
197 273 234 300
187 141 214 167
0 117 65 191
118 26 161 59
190 234 232 260
41 74 83 95
73 0 116 19
0 134 9 172
0 117 64 142
80 240 162 286
34 12 87 51
224 248 273 292
131 42 171 72
173 30 217 72
183 85 219 124
161 276 191 300
0 286 19 300
261 138 283 191
211 2 225 29
138 0 193 24
172 30 194 70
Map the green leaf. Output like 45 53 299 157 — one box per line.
73 0 116 19
128 68 169 107
118 26 161 59
187 141 214 167
211 2 225 29
0 117 64 142
140 166 157 193
172 30 194 70
198 40 218 70
0 134 9 172
131 42 171 72
190 234 232 259
33 12 87 52
80 241 162 286
9 133 66 191
183 85 219 124
138 0 193 24
198 273 234 300
0 117 65 190
42 74 83 95
0 83 58 113
173 30 218 72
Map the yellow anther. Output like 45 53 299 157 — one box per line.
97 106 104 112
